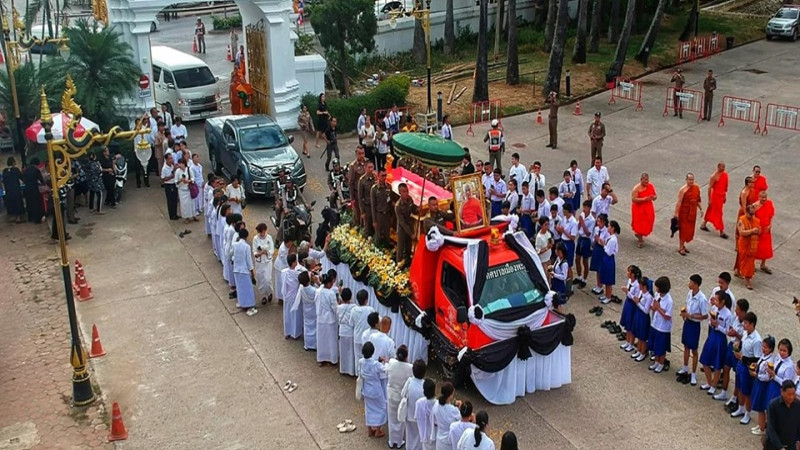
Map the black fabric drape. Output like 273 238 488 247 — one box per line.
503 233 549 294
471 240 490 307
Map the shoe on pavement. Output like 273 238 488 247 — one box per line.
713 392 728 401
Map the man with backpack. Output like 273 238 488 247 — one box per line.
483 119 505 174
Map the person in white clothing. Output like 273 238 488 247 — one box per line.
369 316 396 363
281 254 305 339
252 223 274 304
507 153 527 193
350 290 376 362
315 270 340 365
535 217 554 265
273 238 293 302
386 346 413 448
440 115 453 140
590 182 618 219
203 175 218 235
175 158 196 223
337 288 357 376
232 228 258 316
429 382 461 450
293 271 318 350
170 116 188 144
225 176 246 215
585 157 610 199
456 411 494 450
415 379 437 450
190 154 204 213
401 360 428 450
449 402 476 450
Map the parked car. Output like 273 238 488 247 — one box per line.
151 46 221 121
205 115 307 198
766 6 799 41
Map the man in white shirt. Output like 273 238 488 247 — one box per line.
487 168 507 217
349 289 375 359
160 104 173 130
585 157 610 199
508 153 527 193
525 161 546 208
536 190 551 222
387 104 401 132
591 183 618 218
361 312 381 351
356 108 367 140
548 186 564 217
161 153 179 220
556 203 578 278
440 114 453 140
170 116 188 144
369 316 396 363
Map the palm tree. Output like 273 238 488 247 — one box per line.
588 0 602 53
608 0 637 79
24 0 72 37
635 0 669 67
506 0 519 85
40 19 141 129
473 0 489 102
572 0 589 63
543 0 569 97
444 0 455 55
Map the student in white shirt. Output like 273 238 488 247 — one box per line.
548 186 564 217
750 336 777 436
170 116 188 144
575 200 595 288
558 170 576 206
590 182 618 218
524 161 546 197
585 157 610 199
503 179 519 214
519 181 536 237
550 243 569 313
648 276 673 373
557 203 578 279
536 190 551 226
535 217 554 266
569 159 584 212
731 311 762 424
700 290 734 395
487 169 507 217
619 265 643 353
508 153 527 193
630 276 654 361
441 115 453 140
678 274 709 386
598 220 619 304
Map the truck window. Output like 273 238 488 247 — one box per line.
152 65 162 83
222 124 236 144
163 70 175 86
173 67 216 89
441 262 468 309
479 261 545 315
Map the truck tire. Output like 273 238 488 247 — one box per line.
210 151 222 175
792 28 798 42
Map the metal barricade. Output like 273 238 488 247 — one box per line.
718 96 762 134
374 106 414 129
466 99 502 136
677 35 723 64
709 34 721 54
678 41 692 64
663 87 705 122
762 103 800 135
608 77 643 111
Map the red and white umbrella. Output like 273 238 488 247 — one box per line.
25 112 99 144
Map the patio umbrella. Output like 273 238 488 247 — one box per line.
25 112 99 144
392 132 466 168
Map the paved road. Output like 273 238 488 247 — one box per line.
27 36 800 448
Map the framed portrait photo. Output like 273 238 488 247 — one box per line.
451 172 488 233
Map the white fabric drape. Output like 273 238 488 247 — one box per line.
510 231 548 281
471 345 572 405
467 305 550 341
463 242 480 307
322 258 429 363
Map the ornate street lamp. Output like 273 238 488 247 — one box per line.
41 76 149 406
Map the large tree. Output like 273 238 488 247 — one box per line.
572 0 589 63
506 0 519 84
444 0 455 55
473 0 489 102
608 0 637 79
494 0 504 60
413 17 426 65
680 1 700 41
588 0 602 53
310 0 377 96
608 0 621 43
635 0 669 67
544 0 557 52
543 0 569 97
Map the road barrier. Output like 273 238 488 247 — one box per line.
677 35 723 64
608 77 643 111
718 95 762 134
663 87 705 122
374 106 414 129
467 99 503 136
761 103 800 135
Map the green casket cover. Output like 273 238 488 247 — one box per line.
392 132 466 168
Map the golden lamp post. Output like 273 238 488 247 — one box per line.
41 76 149 406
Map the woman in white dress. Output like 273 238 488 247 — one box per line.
175 158 196 223
216 203 231 264
315 270 340 365
457 411 494 450
232 228 258 316
448 402 476 450
204 177 218 236
400 360 427 450
223 214 241 298
252 223 274 304
429 382 461 450
293 271 318 351
337 288 357 376
191 154 205 214
387 345 414 449
415 379 437 450
359 342 388 438
225 176 245 215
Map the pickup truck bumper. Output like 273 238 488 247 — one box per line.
248 172 308 197
766 26 796 38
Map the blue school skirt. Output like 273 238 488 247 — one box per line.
551 278 566 296
576 237 592 258
751 380 771 412
632 308 651 341
648 328 671 357
563 240 576 267
765 379 783 403
599 253 615 286
681 320 701 350
589 244 604 272
620 297 636 331
699 330 727 370
520 214 534 237
571 193 581 214
724 342 737 368
491 201 503 217
735 361 755 396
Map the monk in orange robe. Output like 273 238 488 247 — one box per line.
674 173 702 255
751 165 768 198
459 185 484 229
754 190 774 274
734 177 755 276
736 204 760 290
700 162 729 239
631 172 657 248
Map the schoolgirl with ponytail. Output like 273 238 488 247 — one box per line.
457 410 494 449
448 401 475 449
619 265 642 353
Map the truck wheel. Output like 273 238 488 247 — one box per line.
210 152 222 175
792 29 798 42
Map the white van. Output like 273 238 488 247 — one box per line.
151 46 221 121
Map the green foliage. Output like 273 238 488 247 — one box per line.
212 14 242 30
0 63 46 139
301 75 410 132
294 32 316 56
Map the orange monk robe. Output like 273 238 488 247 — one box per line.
736 215 760 278
703 171 728 231
753 176 768 199
460 197 484 228
632 183 657 237
678 185 701 243
755 200 774 260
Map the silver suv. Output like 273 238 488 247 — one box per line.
766 6 800 41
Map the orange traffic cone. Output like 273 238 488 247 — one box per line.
573 101 582 116
73 272 93 302
536 109 543 125
74 259 84 279
89 324 106 358
226 44 232 62
107 402 128 442
192 36 198 53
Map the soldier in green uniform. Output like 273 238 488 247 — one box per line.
348 146 367 222
395 183 418 267
425 167 447 188
423 196 455 236
358 161 377 236
370 169 394 247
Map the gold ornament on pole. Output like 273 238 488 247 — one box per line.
93 0 109 26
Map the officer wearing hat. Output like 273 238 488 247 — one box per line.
370 168 394 247
670 68 686 118
483 119 505 174
358 160 377 237
588 112 606 165
546 91 559 149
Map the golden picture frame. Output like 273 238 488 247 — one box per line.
450 172 488 233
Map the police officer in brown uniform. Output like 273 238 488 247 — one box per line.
587 112 606 165
703 69 716 122
370 168 393 246
358 161 377 236
671 68 686 118
545 91 559 149
425 167 446 188
348 146 367 220
423 196 456 236
395 183 418 266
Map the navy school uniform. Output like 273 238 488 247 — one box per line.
575 212 594 260
598 234 618 286
765 356 795 401
725 316 744 369
560 215 578 267
699 306 732 370
589 225 608 273
519 193 536 237
750 354 776 413
632 291 653 341
734 330 762 397
551 257 568 299
681 289 708 351
620 278 641 332
647 293 673 357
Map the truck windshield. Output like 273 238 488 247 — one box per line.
238 126 289 152
173 67 216 89
478 261 544 315
776 9 799 19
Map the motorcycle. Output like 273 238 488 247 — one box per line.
272 199 316 244
327 162 350 211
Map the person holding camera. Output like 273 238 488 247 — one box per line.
670 68 686 118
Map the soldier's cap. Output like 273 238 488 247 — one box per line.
549 91 557 96
332 158 340 165
594 112 601 117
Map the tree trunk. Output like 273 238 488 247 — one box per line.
608 0 621 43
588 0 602 53
493 0 503 60
506 0 519 85
543 0 569 97
544 0 557 52
608 0 637 79
444 0 455 55
671 0 681 9
572 0 589 64
499 0 506 34
634 0 668 67
339 45 350 96
413 18 426 65
679 1 699 41
473 0 490 102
